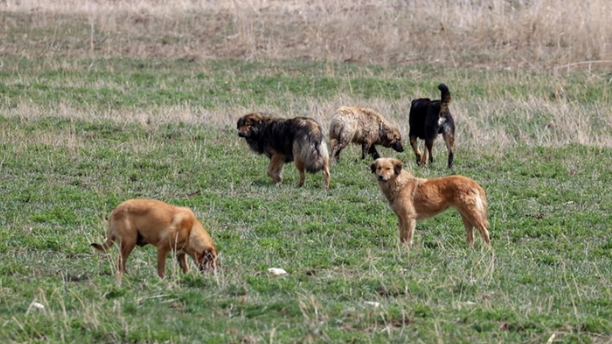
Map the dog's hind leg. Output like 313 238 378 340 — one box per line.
423 139 434 164
409 136 423 165
475 222 491 247
330 139 341 161
468 216 491 248
423 140 435 165
156 246 171 279
460 214 476 248
267 154 285 185
443 132 455 169
322 158 331 189
118 240 136 274
295 157 306 187
459 209 491 248
330 129 350 161
177 253 189 274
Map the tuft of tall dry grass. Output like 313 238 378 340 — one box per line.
2 0 612 70
5 91 612 152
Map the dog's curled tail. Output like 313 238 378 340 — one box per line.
438 83 451 116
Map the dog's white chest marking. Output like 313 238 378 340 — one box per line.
438 117 446 126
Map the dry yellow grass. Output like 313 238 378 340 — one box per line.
2 0 611 69
5 91 612 152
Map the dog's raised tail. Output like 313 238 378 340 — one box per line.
438 83 451 116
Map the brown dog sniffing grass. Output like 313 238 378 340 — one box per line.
370 158 490 248
91 199 217 279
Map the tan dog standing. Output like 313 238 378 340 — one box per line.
91 199 217 279
329 106 404 161
370 158 490 248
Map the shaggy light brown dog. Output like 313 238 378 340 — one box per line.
329 106 404 161
91 199 217 279
370 158 490 248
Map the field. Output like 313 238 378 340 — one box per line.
1 1 612 343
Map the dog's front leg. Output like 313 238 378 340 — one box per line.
410 137 423 165
177 253 189 274
398 212 417 245
156 247 171 279
267 154 285 185
361 143 370 160
367 145 381 160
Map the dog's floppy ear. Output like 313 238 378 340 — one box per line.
370 160 378 174
393 159 403 175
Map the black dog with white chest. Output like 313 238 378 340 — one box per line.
408 83 455 169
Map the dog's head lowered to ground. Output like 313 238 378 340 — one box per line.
329 106 404 161
382 130 404 154
197 247 218 272
91 199 218 280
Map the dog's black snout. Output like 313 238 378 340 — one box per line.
238 132 246 138
378 175 385 181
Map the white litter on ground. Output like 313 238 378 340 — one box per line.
31 302 45 310
268 268 288 275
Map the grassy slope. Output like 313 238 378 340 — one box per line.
1 58 612 343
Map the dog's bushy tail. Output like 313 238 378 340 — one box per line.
438 83 451 116
300 136 330 173
296 122 330 173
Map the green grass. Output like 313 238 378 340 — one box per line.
1 57 612 343
2 57 609 110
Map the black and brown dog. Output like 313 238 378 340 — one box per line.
408 83 455 168
237 112 331 189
